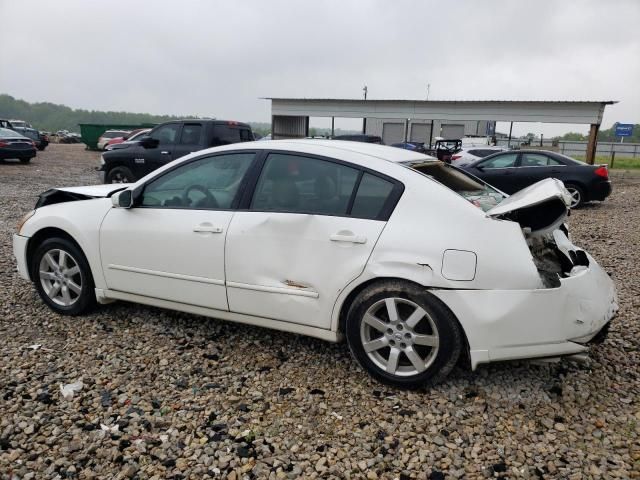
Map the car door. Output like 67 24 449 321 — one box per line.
518 152 558 188
469 152 520 193
171 122 204 160
100 151 256 310
141 122 181 174
225 152 403 329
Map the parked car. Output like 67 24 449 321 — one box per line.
461 149 611 207
13 140 617 388
14 127 49 151
104 129 152 152
450 146 506 166
333 134 382 144
104 129 151 150
100 120 253 183
0 127 36 163
97 130 131 150
9 119 32 129
0 119 14 129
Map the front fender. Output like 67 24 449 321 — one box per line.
20 199 112 289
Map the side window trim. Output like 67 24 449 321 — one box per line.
237 149 404 221
133 150 259 211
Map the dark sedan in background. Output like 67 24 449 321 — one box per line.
461 150 611 207
0 128 36 163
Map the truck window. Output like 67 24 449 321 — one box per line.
211 126 252 146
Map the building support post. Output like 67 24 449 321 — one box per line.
586 123 600 165
428 120 434 149
331 117 335 138
404 119 409 142
507 122 513 148
304 116 310 138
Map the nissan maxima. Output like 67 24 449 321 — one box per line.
13 140 618 388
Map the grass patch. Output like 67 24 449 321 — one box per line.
571 155 640 169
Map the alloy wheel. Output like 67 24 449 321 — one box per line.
38 248 82 306
566 186 581 208
360 297 440 377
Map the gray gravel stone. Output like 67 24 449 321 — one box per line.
0 145 639 479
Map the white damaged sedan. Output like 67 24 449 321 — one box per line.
13 140 618 388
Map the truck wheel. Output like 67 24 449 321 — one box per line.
106 166 135 184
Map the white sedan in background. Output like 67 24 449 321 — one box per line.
450 146 506 166
13 141 617 388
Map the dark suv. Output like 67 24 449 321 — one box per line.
101 119 254 183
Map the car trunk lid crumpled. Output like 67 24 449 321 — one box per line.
486 178 589 288
409 162 599 289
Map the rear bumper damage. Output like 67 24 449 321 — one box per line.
432 251 618 370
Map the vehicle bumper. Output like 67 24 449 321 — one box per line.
0 148 36 159
590 180 612 201
432 253 618 369
13 234 31 281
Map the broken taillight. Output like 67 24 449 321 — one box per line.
594 166 609 179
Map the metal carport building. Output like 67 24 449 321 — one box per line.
266 98 616 164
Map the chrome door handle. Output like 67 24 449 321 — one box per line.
193 225 223 233
330 234 366 244
161 151 170 155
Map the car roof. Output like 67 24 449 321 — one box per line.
199 139 436 165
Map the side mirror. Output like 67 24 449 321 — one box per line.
475 165 485 171
139 136 158 148
111 189 133 208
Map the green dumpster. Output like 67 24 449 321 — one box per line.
79 123 157 150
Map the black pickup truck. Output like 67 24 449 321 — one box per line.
100 119 254 183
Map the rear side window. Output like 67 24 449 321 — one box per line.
250 153 359 215
179 124 202 144
350 173 395 220
211 126 251 146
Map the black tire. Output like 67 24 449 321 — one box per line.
346 281 463 389
30 237 96 315
20 157 32 164
564 183 585 208
37 145 46 151
105 166 135 184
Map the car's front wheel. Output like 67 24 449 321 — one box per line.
346 281 463 388
31 237 96 315
105 166 135 184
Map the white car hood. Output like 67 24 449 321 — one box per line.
57 184 131 197
486 178 572 234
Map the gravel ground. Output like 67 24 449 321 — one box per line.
1 145 639 479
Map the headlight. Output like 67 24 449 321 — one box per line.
17 210 36 234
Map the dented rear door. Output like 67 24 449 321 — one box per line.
225 212 385 329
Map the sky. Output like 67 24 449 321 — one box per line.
1 0 638 137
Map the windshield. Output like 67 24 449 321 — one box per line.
127 130 149 141
102 131 129 139
0 128 26 138
408 161 506 212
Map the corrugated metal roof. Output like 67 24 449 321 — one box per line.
265 98 617 104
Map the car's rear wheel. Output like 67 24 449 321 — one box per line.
20 157 32 164
346 281 462 388
564 183 584 208
31 237 96 315
106 166 135 184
